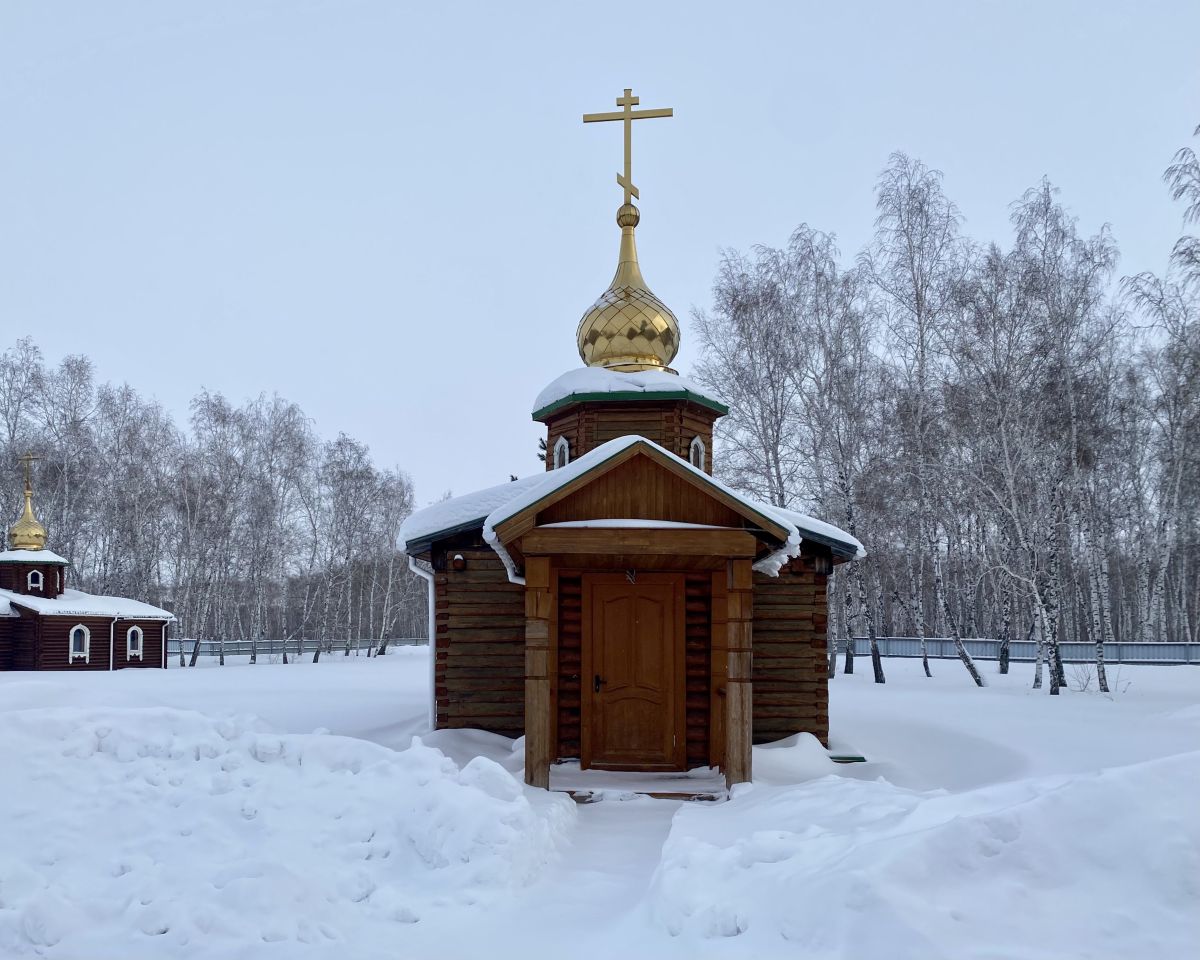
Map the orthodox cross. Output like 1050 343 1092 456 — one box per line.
17 452 40 490
583 88 673 206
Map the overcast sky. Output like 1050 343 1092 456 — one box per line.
2 1 1197 507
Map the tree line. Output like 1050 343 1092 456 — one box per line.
694 126 1200 694
0 342 426 663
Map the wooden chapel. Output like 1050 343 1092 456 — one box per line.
0 454 174 671
400 89 864 792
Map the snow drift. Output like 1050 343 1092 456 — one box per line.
649 751 1200 957
0 706 575 957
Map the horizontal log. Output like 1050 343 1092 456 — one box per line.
751 670 810 685
752 654 819 668
443 642 524 654
753 686 825 701
441 700 524 715
752 705 826 720
444 665 525 679
439 562 511 576
447 615 526 629
443 581 523 595
440 718 524 735
446 591 527 605
753 605 818 619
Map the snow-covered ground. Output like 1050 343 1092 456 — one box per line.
0 651 1196 959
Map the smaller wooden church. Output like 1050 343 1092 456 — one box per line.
0 457 174 671
400 89 864 791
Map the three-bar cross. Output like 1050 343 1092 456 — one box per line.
583 88 673 206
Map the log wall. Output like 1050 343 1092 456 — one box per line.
433 546 525 737
111 620 167 669
556 573 582 758
684 572 711 769
22 616 168 670
0 617 20 669
7 611 36 669
541 400 718 474
0 561 66 597
751 555 829 745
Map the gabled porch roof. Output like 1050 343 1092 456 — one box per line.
400 435 865 583
485 434 788 535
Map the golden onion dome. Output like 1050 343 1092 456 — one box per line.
576 203 680 373
9 482 46 551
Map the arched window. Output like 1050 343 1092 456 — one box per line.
27 569 43 592
689 435 706 472
69 624 90 663
553 435 571 470
126 625 144 660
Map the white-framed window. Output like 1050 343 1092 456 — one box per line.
689 435 707 471
553 435 571 470
126 625 144 660
69 624 90 663
27 569 43 592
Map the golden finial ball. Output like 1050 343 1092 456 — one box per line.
616 203 640 228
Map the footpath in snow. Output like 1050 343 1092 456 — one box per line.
0 651 1197 959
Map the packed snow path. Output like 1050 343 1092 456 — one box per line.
0 650 1197 959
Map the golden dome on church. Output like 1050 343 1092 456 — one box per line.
10 483 46 551
576 203 680 373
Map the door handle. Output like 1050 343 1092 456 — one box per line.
593 674 606 693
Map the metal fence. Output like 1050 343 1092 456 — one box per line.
842 636 1199 665
173 635 1196 665
169 637 427 659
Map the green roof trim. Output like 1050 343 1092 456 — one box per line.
532 389 729 421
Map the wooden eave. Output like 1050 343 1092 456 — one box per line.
813 534 860 564
403 517 490 560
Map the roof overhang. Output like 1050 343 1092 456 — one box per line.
403 518 489 559
532 388 728 422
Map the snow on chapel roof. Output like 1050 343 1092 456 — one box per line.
399 474 546 553
0 588 175 620
532 367 728 420
401 435 865 576
0 549 69 565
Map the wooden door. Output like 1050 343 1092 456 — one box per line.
581 573 685 771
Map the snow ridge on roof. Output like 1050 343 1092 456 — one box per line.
0 549 69 565
532 367 727 418
0 588 174 620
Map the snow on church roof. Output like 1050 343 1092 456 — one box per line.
532 367 728 419
399 474 546 552
0 549 69 565
0 588 175 620
481 435 803 581
401 435 865 577
763 505 867 561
